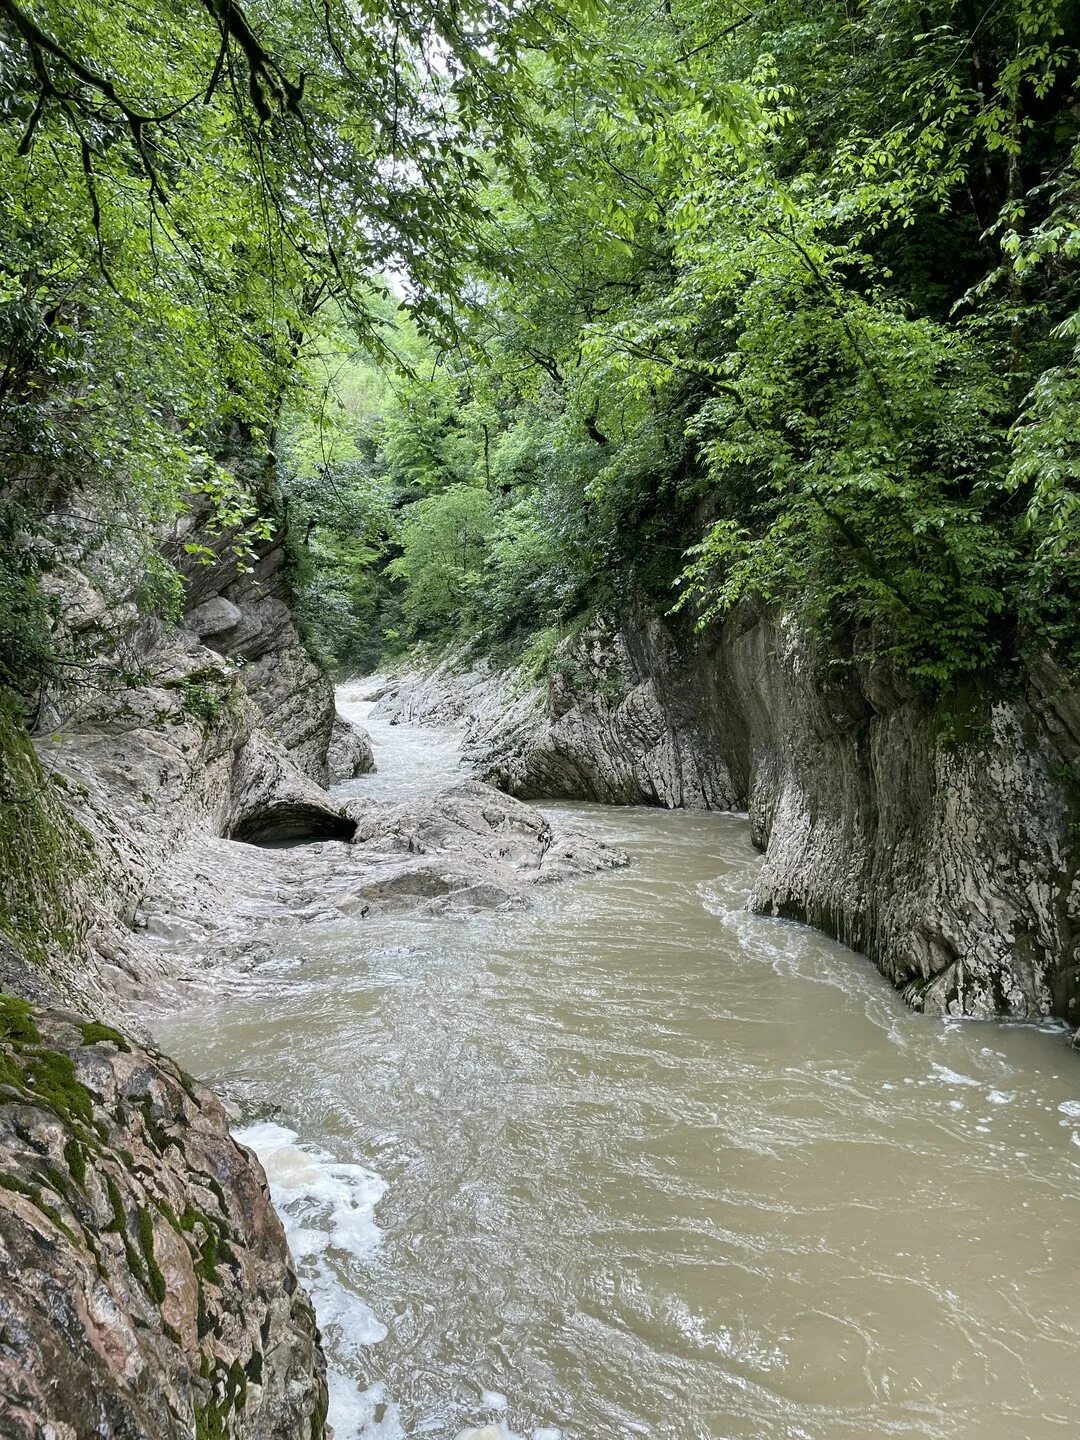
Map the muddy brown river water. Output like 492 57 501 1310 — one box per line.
153 685 1080 1440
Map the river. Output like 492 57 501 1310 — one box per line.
153 683 1080 1440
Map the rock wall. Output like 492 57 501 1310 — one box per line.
375 611 736 809
380 609 1080 1029
23 620 352 1020
0 500 345 1438
716 614 1080 1026
0 990 326 1440
14 498 358 1017
175 494 336 784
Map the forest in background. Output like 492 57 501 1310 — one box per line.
2 0 1080 707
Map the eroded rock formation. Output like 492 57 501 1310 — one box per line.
376 607 1080 1030
1 503 345 1438
175 494 336 784
127 781 628 985
374 614 734 809
719 615 1080 1025
327 712 376 783
17 504 354 1017
0 991 326 1440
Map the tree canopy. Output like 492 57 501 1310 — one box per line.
3 0 1080 698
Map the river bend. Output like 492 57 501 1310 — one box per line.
153 684 1080 1440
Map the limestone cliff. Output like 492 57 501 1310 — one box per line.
717 615 1080 1027
0 501 345 1440
377 608 1080 1031
10 504 358 1017
174 494 336 784
374 616 735 809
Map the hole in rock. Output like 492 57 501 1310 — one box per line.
230 802 357 848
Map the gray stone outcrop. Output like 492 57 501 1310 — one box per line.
0 994 326 1440
327 712 376 782
378 608 1080 1030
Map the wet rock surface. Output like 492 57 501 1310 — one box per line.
327 712 376 783
376 609 1080 1030
0 996 326 1440
134 780 629 985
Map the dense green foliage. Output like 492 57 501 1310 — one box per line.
288 0 1080 691
2 0 1080 701
0 0 599 701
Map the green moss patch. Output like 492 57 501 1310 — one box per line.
63 1137 88 1188
0 994 39 1045
80 1022 130 1052
0 1051 23 1090
0 696 95 965
137 1206 167 1303
23 1050 93 1124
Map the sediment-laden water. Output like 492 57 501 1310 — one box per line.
154 683 1080 1440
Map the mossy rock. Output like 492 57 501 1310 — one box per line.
0 993 40 1045
23 1050 94 1125
80 1022 130 1052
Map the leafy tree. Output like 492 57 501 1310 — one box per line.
0 0 596 699
335 0 1080 693
388 484 494 638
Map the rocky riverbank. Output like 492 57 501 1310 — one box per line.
0 988 326 1440
373 605 1080 1033
0 512 629 1439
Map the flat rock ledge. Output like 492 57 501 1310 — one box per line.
0 995 326 1440
137 780 629 979
345 779 629 912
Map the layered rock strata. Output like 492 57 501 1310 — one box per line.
376 610 1080 1028
0 992 326 1440
374 614 735 809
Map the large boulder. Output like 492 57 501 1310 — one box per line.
0 996 327 1440
127 780 630 979
327 713 376 783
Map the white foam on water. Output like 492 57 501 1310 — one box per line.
1057 1099 1080 1119
235 1121 386 1264
481 1391 509 1411
234 1122 391 1432
929 1063 982 1088
327 1373 406 1439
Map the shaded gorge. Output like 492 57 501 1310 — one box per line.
153 691 1080 1440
